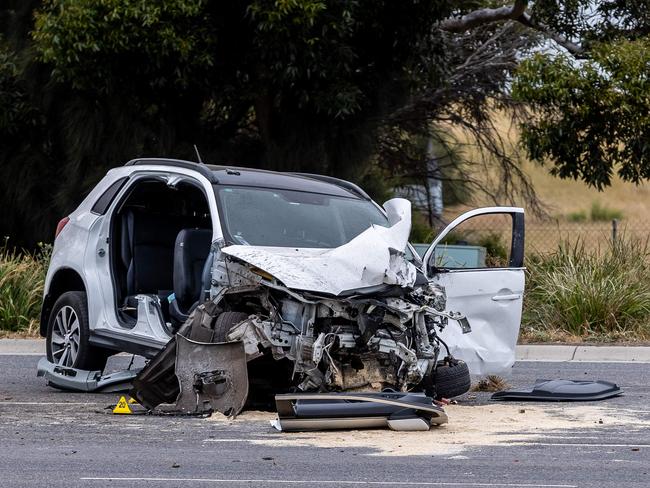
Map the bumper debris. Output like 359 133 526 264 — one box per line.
272 391 447 432
36 357 138 392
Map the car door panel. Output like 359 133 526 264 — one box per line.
432 269 525 376
423 207 525 376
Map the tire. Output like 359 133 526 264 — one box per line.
212 311 292 409
46 291 110 371
213 311 250 342
433 358 471 399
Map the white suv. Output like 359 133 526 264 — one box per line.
41 158 525 395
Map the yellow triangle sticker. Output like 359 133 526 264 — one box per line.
113 395 133 415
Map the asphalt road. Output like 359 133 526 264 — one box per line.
0 354 648 488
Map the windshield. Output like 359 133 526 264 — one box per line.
214 185 390 248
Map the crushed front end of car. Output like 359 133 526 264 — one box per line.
131 199 471 417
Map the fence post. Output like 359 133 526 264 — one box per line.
612 219 618 243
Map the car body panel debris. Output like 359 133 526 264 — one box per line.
272 392 447 432
170 334 248 415
131 302 249 416
491 379 623 401
36 357 138 392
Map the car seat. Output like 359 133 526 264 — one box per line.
169 228 213 324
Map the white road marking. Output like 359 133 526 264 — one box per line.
513 442 649 448
80 478 577 487
0 402 103 406
202 438 262 442
0 352 43 356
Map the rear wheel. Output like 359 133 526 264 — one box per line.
46 291 110 371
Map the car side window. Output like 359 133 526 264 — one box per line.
91 177 129 215
431 213 513 269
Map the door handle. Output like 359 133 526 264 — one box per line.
492 293 521 301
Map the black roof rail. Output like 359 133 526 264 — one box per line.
124 158 218 183
289 172 370 200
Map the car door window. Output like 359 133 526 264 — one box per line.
432 213 512 269
425 208 525 272
91 177 129 215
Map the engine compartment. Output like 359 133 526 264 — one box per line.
216 258 470 397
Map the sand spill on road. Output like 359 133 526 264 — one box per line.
207 404 650 456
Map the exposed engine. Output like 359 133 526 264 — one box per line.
214 259 470 395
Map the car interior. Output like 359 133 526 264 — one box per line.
110 177 213 328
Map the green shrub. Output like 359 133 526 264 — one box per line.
476 232 508 267
523 237 650 339
567 210 588 222
565 203 623 223
409 213 435 243
590 201 623 221
0 241 50 333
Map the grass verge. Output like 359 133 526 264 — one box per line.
0 241 50 335
521 236 650 343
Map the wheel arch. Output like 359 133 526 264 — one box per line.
40 268 86 337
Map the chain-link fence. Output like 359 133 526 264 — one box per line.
415 217 650 259
525 220 650 254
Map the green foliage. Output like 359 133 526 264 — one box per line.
409 213 435 243
0 38 37 133
513 39 650 189
7 0 650 249
440 229 509 267
590 201 623 222
529 0 650 44
1 0 468 248
33 0 214 92
523 238 650 339
566 202 623 222
248 0 360 117
476 232 508 266
0 241 50 333
567 210 587 222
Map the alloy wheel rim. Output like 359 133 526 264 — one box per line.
50 306 80 367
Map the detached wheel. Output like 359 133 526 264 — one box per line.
213 311 250 342
433 358 471 399
46 291 109 371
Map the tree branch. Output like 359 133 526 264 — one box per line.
517 13 586 58
439 1 527 33
439 1 586 58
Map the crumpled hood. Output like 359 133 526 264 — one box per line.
221 198 418 296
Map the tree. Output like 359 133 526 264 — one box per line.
511 1 650 188
3 1 647 247
1 0 525 247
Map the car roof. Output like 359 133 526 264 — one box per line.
124 158 370 200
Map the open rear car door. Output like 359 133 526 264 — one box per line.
422 207 525 376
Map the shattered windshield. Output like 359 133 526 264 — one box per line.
214 185 390 248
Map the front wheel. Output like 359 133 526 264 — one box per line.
213 311 250 342
46 291 109 371
432 358 471 399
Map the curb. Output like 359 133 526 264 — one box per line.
0 339 45 355
516 345 650 363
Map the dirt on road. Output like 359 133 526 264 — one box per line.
208 403 650 456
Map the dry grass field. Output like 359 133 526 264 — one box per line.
441 116 650 253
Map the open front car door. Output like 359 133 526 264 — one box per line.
422 207 525 376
